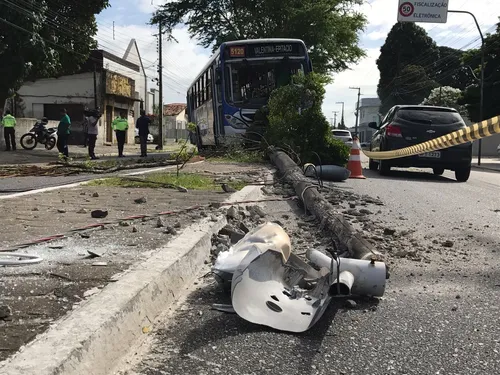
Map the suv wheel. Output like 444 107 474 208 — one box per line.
455 165 471 182
369 158 378 171
433 167 445 176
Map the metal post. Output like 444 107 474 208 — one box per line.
349 87 361 136
158 22 164 150
448 10 484 166
336 101 345 129
93 64 98 109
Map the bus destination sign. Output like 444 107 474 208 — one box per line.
226 42 304 59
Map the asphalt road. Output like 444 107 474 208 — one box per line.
115 162 500 375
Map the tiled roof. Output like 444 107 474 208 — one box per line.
164 103 187 116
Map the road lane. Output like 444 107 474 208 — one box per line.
114 162 500 375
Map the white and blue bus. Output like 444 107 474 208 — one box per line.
186 38 313 148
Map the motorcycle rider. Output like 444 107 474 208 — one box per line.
2 110 17 151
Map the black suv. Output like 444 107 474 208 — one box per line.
368 105 472 182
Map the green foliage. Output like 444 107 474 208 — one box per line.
0 0 109 103
265 72 349 166
459 22 500 122
422 86 466 114
377 22 439 114
151 0 367 74
434 46 476 90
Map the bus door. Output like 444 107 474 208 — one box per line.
214 65 225 142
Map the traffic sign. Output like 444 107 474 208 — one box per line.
397 0 449 24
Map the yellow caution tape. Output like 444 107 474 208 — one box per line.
363 115 500 160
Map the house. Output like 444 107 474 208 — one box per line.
348 97 381 143
163 103 188 140
12 39 151 146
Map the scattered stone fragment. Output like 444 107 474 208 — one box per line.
80 233 90 239
349 203 356 209
0 305 12 320
92 192 100 197
132 226 138 233
165 226 178 235
359 209 372 215
134 197 147 204
57 209 66 214
345 300 357 309
383 228 396 236
119 221 130 227
92 262 108 267
77 208 88 214
83 288 100 297
252 206 267 218
239 222 250 233
177 186 188 193
456 295 461 299
210 215 219 222
91 210 108 219
442 240 454 248
174 222 182 229
32 207 39 211
88 249 106 257
226 206 239 219
156 218 164 228
451 305 458 311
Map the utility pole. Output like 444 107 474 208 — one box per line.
93 64 98 109
448 10 484 166
349 87 361 136
336 101 345 129
332 111 339 128
157 22 164 150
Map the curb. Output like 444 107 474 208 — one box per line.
0 180 268 375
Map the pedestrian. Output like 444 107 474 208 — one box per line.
1 110 16 151
57 108 71 159
85 108 100 160
112 111 128 157
136 110 151 157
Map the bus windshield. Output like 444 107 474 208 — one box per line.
224 59 306 108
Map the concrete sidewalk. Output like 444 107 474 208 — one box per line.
0 139 192 166
472 157 500 172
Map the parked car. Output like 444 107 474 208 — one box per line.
368 105 472 182
134 128 154 144
332 129 353 148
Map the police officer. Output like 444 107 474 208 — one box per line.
112 111 128 157
2 110 17 151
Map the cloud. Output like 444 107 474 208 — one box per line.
137 0 167 14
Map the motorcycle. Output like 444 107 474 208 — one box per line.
20 118 57 150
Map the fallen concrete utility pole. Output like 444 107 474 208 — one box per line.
269 148 382 261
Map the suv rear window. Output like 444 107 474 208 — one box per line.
332 130 351 136
396 108 464 125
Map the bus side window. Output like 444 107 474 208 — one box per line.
193 86 197 109
206 69 211 101
197 80 201 107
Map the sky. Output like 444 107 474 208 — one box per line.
96 0 500 127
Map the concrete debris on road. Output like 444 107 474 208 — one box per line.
134 196 147 204
0 305 12 320
211 222 388 333
91 209 108 218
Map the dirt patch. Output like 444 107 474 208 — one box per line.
0 161 270 362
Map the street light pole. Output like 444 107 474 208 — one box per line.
448 10 484 166
349 87 361 136
332 111 339 128
336 101 345 129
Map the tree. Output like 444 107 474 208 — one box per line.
265 72 349 165
421 86 466 114
151 0 367 74
376 22 438 114
433 47 476 90
0 0 109 106
459 22 500 122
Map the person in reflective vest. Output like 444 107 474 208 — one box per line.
2 110 17 151
112 111 129 157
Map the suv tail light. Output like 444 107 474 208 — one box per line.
348 137 353 141
386 124 402 138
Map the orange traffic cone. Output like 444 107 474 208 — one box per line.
347 136 366 179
